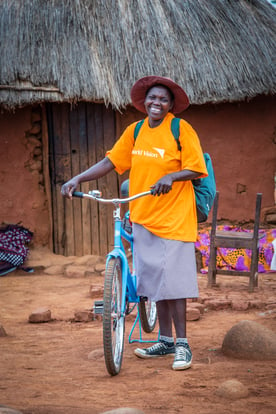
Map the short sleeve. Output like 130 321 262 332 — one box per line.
179 120 208 177
106 123 136 175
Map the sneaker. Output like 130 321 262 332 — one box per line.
134 341 175 359
172 343 192 370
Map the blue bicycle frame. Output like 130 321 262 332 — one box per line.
72 189 157 345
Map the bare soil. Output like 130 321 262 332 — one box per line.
0 262 276 414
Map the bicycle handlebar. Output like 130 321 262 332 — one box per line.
72 191 84 198
72 189 152 204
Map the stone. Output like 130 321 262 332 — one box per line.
64 265 86 278
186 307 201 321
215 379 249 400
266 303 276 310
205 299 232 311
0 405 23 414
74 310 93 322
89 284 104 298
27 247 75 268
266 213 276 224
29 307 52 323
74 255 97 266
88 349 104 360
222 320 276 360
100 409 145 414
0 324 7 337
44 265 64 275
188 302 205 314
249 300 264 309
231 300 249 311
95 263 106 273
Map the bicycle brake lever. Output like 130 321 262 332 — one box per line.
89 190 102 198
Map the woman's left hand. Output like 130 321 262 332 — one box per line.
151 175 173 196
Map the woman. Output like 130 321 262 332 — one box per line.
61 76 207 371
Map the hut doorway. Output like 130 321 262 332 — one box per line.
47 102 122 257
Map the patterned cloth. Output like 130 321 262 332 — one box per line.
0 225 33 269
195 226 276 274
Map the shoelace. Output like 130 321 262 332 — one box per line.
175 346 190 361
147 342 167 352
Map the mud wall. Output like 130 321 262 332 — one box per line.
0 96 275 249
0 105 49 245
183 95 276 222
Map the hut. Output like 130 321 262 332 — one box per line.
0 0 275 256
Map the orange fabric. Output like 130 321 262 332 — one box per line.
107 112 207 241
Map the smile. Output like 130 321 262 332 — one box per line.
150 108 162 114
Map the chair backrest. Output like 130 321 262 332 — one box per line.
210 192 262 238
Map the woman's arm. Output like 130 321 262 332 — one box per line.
151 169 201 196
61 157 115 198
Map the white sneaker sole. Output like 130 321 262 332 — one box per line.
172 360 192 370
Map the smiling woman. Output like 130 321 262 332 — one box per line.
61 75 207 371
144 86 173 127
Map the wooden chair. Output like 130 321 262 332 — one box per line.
207 192 264 292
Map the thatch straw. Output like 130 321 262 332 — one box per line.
0 0 275 109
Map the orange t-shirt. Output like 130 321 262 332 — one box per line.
107 112 207 241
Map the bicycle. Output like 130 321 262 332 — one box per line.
73 185 158 376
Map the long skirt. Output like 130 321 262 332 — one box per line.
133 223 199 302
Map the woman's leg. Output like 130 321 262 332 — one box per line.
156 300 173 337
134 299 175 358
167 298 187 338
167 299 192 370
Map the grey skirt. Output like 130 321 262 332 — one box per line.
133 223 199 302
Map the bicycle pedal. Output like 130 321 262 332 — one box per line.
93 300 104 314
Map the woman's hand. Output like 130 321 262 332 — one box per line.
61 177 80 199
151 175 173 196
151 169 202 196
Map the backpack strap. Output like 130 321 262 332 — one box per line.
134 119 145 140
171 117 182 151
133 117 182 151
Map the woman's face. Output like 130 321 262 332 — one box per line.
144 85 174 126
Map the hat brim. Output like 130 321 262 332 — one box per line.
130 76 190 114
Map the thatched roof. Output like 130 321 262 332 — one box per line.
0 0 275 109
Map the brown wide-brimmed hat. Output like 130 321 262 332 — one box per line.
130 75 190 114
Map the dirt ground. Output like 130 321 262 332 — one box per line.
0 258 276 414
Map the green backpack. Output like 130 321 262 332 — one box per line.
134 118 216 223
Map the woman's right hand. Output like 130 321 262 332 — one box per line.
61 177 80 199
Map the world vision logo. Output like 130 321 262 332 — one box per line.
132 147 165 159
153 148 165 158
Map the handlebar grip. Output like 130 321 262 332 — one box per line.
72 191 84 198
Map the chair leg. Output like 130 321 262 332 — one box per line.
208 246 217 287
249 247 259 292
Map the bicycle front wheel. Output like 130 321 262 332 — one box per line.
103 257 125 376
138 298 157 333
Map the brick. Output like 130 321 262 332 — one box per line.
29 307 51 323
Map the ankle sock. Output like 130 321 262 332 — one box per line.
176 337 188 346
160 335 174 347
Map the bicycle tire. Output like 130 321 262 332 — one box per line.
138 299 157 333
103 257 125 376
